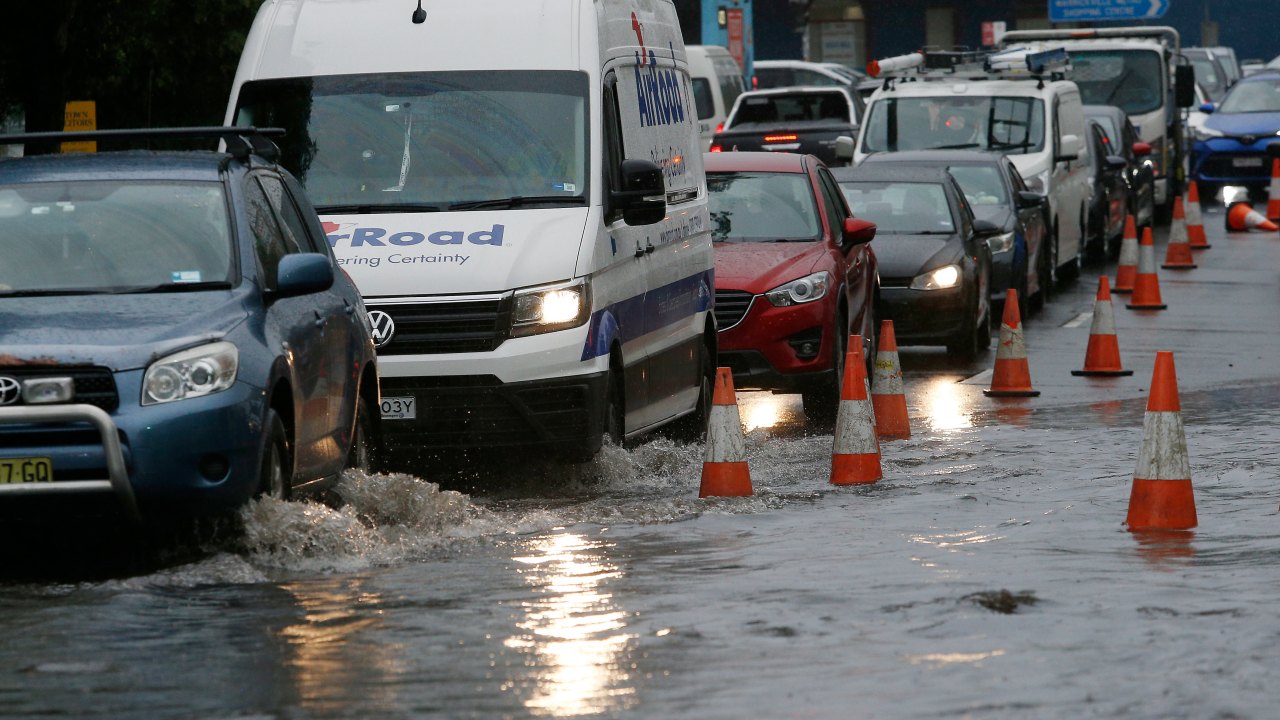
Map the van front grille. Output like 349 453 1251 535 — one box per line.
367 298 511 355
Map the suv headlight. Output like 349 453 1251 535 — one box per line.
142 341 238 405
764 271 830 307
1191 125 1223 142
987 231 1016 254
511 278 591 338
911 264 961 291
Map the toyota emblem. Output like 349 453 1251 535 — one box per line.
1242 135 1258 146
367 310 396 349
0 376 20 406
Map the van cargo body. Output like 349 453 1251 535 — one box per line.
226 0 715 459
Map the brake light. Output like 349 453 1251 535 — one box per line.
710 144 723 153
764 134 799 143
752 76 758 89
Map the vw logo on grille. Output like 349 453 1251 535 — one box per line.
367 310 396 349
0 376 20 406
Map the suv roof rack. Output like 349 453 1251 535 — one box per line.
0 126 286 162
867 47 1071 89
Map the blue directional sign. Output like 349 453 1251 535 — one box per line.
1049 0 1169 23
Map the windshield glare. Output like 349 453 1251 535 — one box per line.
234 71 589 210
838 181 955 234
0 181 232 295
860 96 1044 154
1068 50 1164 115
707 172 821 242
1218 79 1280 114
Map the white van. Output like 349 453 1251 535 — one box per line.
226 0 716 462
853 49 1092 281
686 46 746 150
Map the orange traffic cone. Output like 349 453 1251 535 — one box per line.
831 336 882 485
1072 276 1133 377
1113 213 1138 294
699 368 752 498
984 289 1039 397
1226 201 1279 232
1161 196 1197 269
1267 158 1280 222
871 320 911 440
1126 227 1167 310
1184 181 1210 249
1126 352 1197 531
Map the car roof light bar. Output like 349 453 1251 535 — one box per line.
868 47 1070 82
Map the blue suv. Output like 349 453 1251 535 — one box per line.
0 128 379 523
1190 70 1280 201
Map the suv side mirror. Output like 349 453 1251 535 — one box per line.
1016 190 1046 209
1175 65 1197 109
276 253 335 298
1133 142 1153 157
835 135 855 162
1057 134 1083 163
612 159 667 226
1199 102 1216 114
842 217 876 245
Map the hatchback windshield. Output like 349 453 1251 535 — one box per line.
0 181 232 296
860 96 1044 154
233 71 588 211
707 172 821 242
1068 50 1165 115
838 181 955 234
1217 79 1280 113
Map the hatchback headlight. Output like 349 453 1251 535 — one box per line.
911 264 961 291
142 341 238 405
511 279 591 337
987 231 1016 254
764 271 830 307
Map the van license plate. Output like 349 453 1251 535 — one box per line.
1233 157 1264 168
0 457 53 484
380 396 417 420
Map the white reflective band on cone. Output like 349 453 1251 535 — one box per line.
872 353 905 395
1135 411 1191 480
833 399 878 454
704 405 747 463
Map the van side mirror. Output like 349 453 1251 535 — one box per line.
276 253 335 298
613 159 667 226
1016 190 1046 209
842 217 876 245
835 135 855 162
1175 65 1197 109
1133 141 1153 157
1057 134 1082 163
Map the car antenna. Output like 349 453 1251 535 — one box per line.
411 0 426 24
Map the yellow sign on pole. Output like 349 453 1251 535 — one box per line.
61 100 97 153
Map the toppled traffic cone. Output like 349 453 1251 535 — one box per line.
831 336 882 485
1072 276 1133 377
871 320 911 440
1113 213 1138 294
1126 227 1167 310
984 289 1040 397
1185 181 1211 249
1161 196 1197 269
699 367 752 498
1268 158 1280 222
1226 201 1278 232
1126 351 1197 531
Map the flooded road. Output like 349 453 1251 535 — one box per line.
2 214 1279 719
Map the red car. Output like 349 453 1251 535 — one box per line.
704 151 879 420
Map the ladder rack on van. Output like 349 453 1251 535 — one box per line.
866 47 1071 87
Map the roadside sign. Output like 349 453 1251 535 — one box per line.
981 21 1008 47
726 9 745 72
1049 0 1169 23
61 100 96 153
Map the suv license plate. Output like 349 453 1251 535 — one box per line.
1233 157 1264 168
0 457 53 484
380 396 417 420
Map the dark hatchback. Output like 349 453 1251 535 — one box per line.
832 164 994 358
0 128 379 524
858 150 1049 315
1083 104 1155 243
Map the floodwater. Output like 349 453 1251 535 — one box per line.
2 220 1279 719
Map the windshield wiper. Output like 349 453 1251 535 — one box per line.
315 203 444 214
933 143 981 150
0 288 114 297
115 281 233 294
449 195 587 211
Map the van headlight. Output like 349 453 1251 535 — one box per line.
511 279 591 337
142 341 238 405
765 271 830 307
987 231 1016 254
911 264 961 291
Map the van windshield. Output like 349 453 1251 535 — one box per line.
233 71 589 212
860 96 1044 154
1067 50 1165 116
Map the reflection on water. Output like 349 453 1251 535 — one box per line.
739 392 789 432
1130 529 1197 568
506 532 637 717
917 377 973 431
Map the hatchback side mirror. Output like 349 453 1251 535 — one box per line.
972 218 1003 236
1133 142 1153 157
276 253 335 298
613 159 667 226
843 217 876 245
1016 190 1046 209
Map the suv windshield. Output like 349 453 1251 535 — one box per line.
861 96 1044 154
233 71 589 211
1068 50 1165 115
707 172 821 242
0 181 232 296
1217 78 1280 113
838 181 955 234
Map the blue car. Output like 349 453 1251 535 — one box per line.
1190 70 1280 202
0 128 379 524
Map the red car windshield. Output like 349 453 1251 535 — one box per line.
707 172 822 242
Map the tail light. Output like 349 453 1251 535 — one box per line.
764 134 799 143
710 144 723 153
